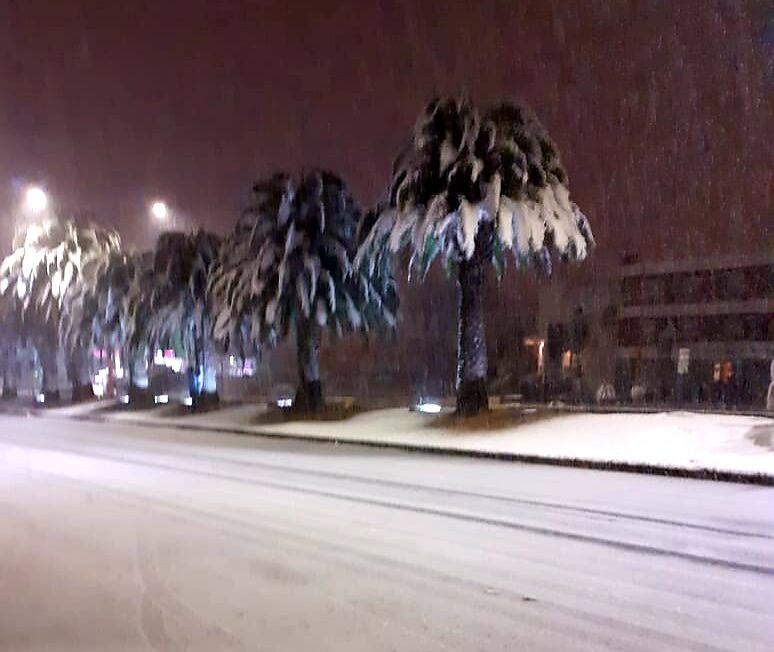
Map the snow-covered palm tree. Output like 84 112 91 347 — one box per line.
0 219 122 402
0 285 22 400
60 248 152 401
122 254 158 403
139 230 222 408
209 170 397 411
358 98 594 416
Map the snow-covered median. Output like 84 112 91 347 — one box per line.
50 402 774 480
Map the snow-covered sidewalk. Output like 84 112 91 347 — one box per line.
39 400 774 481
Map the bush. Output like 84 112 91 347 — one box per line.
596 382 616 404
631 384 647 403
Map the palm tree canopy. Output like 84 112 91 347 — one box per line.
0 219 122 339
358 97 594 278
59 249 150 352
209 170 397 354
139 230 222 349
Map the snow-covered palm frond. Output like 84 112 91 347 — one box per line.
208 170 397 355
0 219 122 344
125 262 156 351
357 97 594 280
59 249 149 353
136 229 221 352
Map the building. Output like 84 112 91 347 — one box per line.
533 276 618 402
615 253 773 407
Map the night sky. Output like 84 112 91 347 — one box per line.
1 0 771 266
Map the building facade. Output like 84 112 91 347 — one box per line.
615 253 773 407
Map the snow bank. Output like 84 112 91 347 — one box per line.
51 402 774 479
251 410 773 476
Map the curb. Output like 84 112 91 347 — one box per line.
528 403 774 419
29 410 774 487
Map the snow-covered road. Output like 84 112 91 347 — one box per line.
1 414 773 651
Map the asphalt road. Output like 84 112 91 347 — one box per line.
0 414 772 651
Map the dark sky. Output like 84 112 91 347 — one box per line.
1 0 771 264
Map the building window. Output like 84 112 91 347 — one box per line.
642 277 661 304
621 277 641 306
722 315 745 341
562 350 572 370
713 361 732 383
617 319 641 346
744 265 772 299
726 268 749 300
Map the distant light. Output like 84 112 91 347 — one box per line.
151 201 168 220
276 398 293 408
119 395 130 404
154 394 169 405
35 393 46 404
154 348 184 373
25 186 48 214
417 402 442 414
183 396 193 407
114 349 123 378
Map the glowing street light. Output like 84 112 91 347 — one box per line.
151 201 168 221
24 186 48 214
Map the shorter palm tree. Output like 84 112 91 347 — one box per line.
142 230 222 408
60 248 151 401
209 170 397 411
0 219 121 402
123 255 157 404
0 289 22 400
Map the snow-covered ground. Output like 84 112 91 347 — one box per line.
46 401 774 478
2 415 773 651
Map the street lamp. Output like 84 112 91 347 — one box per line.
151 201 168 221
24 186 48 214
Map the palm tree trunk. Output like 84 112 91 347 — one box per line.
0 345 18 400
38 341 60 404
294 319 322 412
191 323 219 410
127 346 150 405
67 349 94 402
456 259 488 416
106 348 115 399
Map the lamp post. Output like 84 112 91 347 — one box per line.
24 186 48 215
151 201 168 222
14 185 51 240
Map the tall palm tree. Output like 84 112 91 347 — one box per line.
0 219 121 402
141 230 222 408
358 98 594 416
209 170 397 411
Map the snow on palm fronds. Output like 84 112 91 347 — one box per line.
137 230 222 351
59 249 150 353
0 266 22 351
0 219 122 339
357 97 594 279
208 170 397 354
124 257 156 352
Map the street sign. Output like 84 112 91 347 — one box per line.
677 348 690 375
